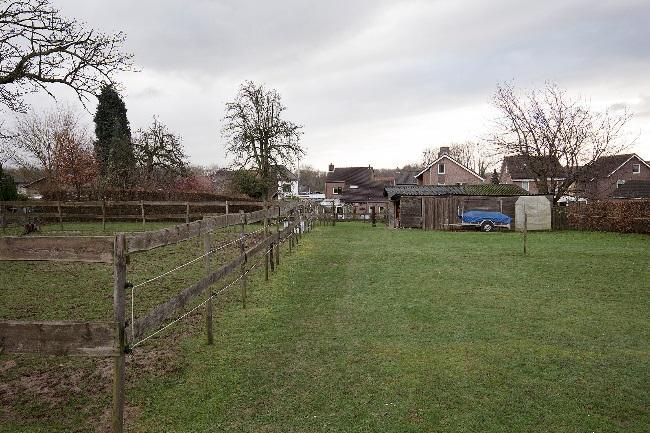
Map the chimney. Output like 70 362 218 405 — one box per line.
328 163 334 172
438 146 450 157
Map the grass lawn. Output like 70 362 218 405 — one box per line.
2 222 649 432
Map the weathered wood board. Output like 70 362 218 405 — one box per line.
0 320 117 357
0 236 114 263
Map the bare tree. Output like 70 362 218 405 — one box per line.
12 105 86 176
490 82 632 203
0 0 133 113
422 141 494 177
222 81 304 197
53 123 96 199
133 116 187 182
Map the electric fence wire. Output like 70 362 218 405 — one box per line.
130 246 273 349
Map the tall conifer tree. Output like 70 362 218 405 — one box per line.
93 84 134 187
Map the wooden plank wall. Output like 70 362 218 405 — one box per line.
399 197 423 228
421 196 519 230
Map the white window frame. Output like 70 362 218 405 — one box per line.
521 181 530 191
633 163 641 174
616 179 626 188
438 163 445 174
332 186 341 195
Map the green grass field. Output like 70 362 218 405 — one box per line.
1 222 649 432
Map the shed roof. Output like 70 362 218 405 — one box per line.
384 184 529 199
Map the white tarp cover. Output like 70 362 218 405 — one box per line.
515 196 552 231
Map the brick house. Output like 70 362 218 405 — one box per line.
324 164 389 216
499 155 565 194
415 147 484 186
575 153 650 200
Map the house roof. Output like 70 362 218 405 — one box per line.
384 184 529 200
581 153 650 180
340 182 388 203
503 155 565 180
325 166 373 184
611 180 650 199
272 165 297 181
393 170 418 185
415 155 484 181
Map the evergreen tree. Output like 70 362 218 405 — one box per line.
93 84 134 186
491 169 500 185
0 164 18 201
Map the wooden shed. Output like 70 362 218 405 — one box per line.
384 184 540 230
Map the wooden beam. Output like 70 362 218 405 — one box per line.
0 236 114 263
0 320 116 357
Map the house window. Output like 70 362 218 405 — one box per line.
437 182 445 186
438 163 445 174
282 184 291 192
616 179 625 188
633 163 641 174
333 186 342 195
520 181 530 191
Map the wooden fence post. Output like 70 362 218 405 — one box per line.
371 206 376 227
331 202 336 226
140 200 145 227
1 202 5 233
57 200 63 230
239 210 247 309
202 222 214 345
225 200 229 216
112 233 127 433
102 201 106 231
276 206 280 267
263 201 269 281
523 206 528 255
185 202 190 224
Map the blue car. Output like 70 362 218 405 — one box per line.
459 210 512 232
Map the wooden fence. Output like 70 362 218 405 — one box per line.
0 200 315 433
0 199 263 229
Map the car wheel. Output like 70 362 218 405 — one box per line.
480 221 495 232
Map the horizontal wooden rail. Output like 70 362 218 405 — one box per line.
0 320 117 357
0 200 262 208
0 236 114 263
126 204 299 253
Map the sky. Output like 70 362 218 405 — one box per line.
19 0 650 171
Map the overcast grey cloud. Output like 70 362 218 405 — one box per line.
25 0 650 169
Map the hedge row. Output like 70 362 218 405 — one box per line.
565 200 650 234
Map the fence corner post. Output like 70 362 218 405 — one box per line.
112 233 127 433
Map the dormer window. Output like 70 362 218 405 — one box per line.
616 180 625 188
633 163 641 174
438 163 445 174
333 186 342 194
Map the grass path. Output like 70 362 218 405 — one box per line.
130 224 650 433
